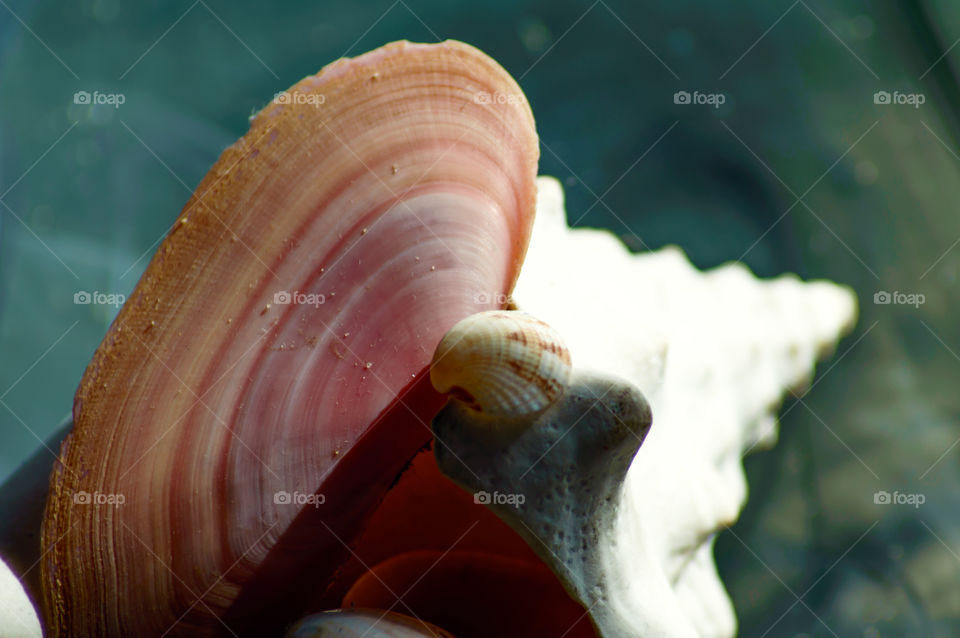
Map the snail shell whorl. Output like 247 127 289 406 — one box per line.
430 311 572 417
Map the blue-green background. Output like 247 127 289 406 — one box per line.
2 1 958 635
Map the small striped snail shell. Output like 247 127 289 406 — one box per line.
430 310 572 418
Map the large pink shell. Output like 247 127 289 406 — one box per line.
42 40 538 636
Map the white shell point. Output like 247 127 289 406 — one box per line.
430 310 572 417
0 555 42 638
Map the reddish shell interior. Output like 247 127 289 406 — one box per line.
222 368 598 637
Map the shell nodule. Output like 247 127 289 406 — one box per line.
430 311 572 418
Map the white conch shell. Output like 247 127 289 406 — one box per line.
512 177 857 637
430 310 572 418
432 176 858 638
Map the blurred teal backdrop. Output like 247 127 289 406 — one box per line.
2 1 959 636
